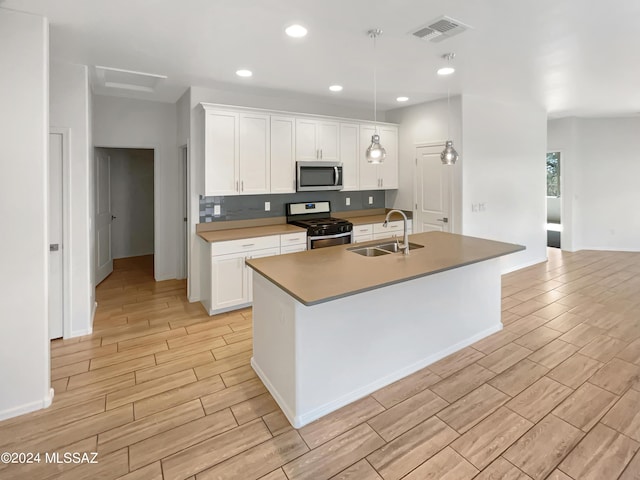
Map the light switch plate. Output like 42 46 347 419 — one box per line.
213 205 221 216
346 197 351 206
265 201 271 211
368 196 373 205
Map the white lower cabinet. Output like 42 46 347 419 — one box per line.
353 220 413 242
280 231 307 253
245 247 280 303
352 224 373 243
211 252 248 311
201 231 307 315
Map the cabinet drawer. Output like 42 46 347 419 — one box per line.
373 231 403 241
373 220 403 234
280 231 307 246
212 235 280 256
281 244 307 254
352 224 373 236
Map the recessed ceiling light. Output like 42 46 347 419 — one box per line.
285 24 308 38
396 96 409 102
329 85 343 92
236 69 252 77
437 66 455 76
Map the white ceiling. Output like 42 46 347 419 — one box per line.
4 0 640 117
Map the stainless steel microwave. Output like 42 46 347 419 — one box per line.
296 161 343 191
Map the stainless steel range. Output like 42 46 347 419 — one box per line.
287 201 353 249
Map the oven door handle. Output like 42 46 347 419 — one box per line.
334 166 340 186
309 232 351 240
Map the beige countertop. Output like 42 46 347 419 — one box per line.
197 224 306 243
246 232 525 306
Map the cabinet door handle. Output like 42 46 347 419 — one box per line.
242 243 255 247
381 178 383 188
241 180 244 192
320 149 323 159
236 181 239 192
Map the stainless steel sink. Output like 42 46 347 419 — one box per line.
376 242 424 253
348 246 391 257
348 241 424 257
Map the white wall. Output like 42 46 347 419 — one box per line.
0 8 51 419
50 62 94 336
187 86 384 301
462 95 548 273
549 117 640 252
385 97 463 234
108 149 155 259
93 95 179 280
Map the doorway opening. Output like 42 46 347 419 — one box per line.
95 147 155 284
546 151 561 248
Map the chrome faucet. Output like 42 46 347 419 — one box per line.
383 209 409 255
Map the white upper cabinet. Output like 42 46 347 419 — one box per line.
202 109 239 196
339 123 359 191
270 116 296 193
359 124 398 190
378 125 398 189
295 118 339 162
198 103 398 196
239 112 270 194
200 106 270 196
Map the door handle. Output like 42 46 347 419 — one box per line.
436 217 449 223
50 244 59 252
111 215 117 221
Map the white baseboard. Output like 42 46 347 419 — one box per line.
501 256 547 275
251 358 298 426
252 323 502 429
71 327 93 337
577 246 640 253
0 388 55 421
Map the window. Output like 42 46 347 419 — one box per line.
546 152 560 197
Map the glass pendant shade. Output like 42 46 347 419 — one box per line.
440 140 459 165
366 29 385 164
366 134 386 164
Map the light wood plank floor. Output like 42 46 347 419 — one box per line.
2 250 640 479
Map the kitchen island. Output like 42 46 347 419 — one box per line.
246 231 524 428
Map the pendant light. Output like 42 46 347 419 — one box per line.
366 29 385 164
440 53 459 165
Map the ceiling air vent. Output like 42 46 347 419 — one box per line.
410 16 471 43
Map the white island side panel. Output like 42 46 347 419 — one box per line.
251 257 501 428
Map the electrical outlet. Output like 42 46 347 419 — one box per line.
368 196 374 205
213 205 221 216
345 197 351 206
264 201 271 211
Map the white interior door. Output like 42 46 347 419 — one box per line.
182 146 188 279
415 145 451 232
95 150 113 284
49 133 64 339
